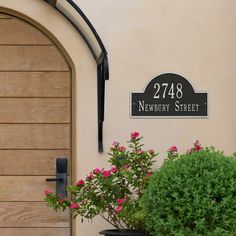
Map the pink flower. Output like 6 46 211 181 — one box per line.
119 146 126 152
194 140 201 147
86 172 94 180
131 131 139 139
58 199 63 204
111 165 118 173
195 145 202 151
70 202 79 209
147 171 153 177
186 140 202 154
103 170 111 178
76 179 85 186
44 188 53 196
112 140 119 147
193 140 202 152
169 146 178 152
136 149 144 155
115 205 123 213
116 198 127 205
93 168 102 174
58 194 64 204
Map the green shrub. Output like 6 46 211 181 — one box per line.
141 147 236 236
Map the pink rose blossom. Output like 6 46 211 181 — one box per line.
112 140 119 147
44 188 53 196
111 165 118 173
58 199 63 204
136 149 144 155
193 140 202 152
169 146 178 152
103 170 111 178
131 131 139 139
58 194 64 204
194 140 201 147
186 140 202 154
119 146 126 152
195 145 202 151
70 202 79 209
86 172 94 180
93 168 102 174
115 205 123 213
76 179 85 186
116 198 127 205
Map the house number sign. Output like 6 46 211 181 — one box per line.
131 73 208 118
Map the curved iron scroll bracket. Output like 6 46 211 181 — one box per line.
45 0 109 152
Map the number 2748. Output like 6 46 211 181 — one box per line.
153 83 183 99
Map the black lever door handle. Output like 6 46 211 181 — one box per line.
46 178 63 182
46 157 68 198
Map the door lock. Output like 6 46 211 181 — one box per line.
46 157 68 198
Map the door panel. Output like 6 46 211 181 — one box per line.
0 150 70 175
0 176 69 201
0 72 70 97
0 124 70 149
0 46 68 71
0 228 70 236
0 18 52 45
0 202 69 227
0 13 72 235
0 98 70 123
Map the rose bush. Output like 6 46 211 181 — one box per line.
44 132 157 233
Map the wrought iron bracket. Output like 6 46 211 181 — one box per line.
45 0 109 152
97 55 109 152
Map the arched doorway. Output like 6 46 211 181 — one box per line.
0 12 72 236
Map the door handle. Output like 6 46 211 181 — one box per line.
45 178 63 182
46 157 67 198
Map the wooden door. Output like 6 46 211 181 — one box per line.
0 13 71 236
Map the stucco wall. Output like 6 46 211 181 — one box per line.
78 0 236 156
0 0 235 235
76 0 236 235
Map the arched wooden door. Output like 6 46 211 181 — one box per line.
0 13 71 236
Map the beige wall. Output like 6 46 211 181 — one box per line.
0 0 235 235
78 0 236 155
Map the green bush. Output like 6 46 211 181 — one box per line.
141 148 236 236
